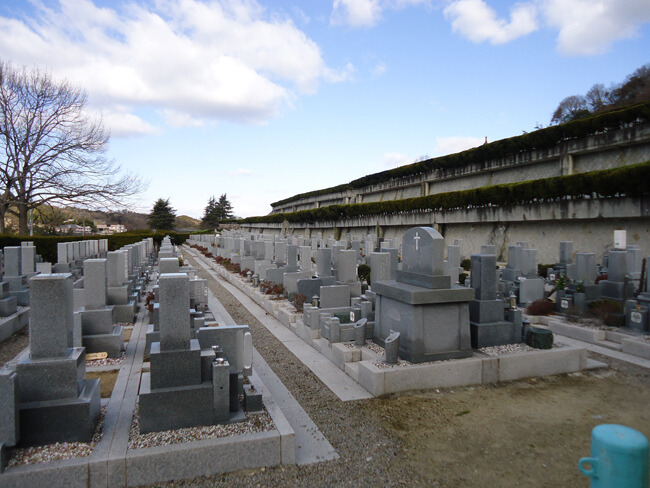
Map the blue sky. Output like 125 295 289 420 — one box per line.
1 0 649 218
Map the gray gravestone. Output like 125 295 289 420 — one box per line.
471 254 497 301
559 241 574 265
369 252 391 285
159 273 191 351
316 248 332 277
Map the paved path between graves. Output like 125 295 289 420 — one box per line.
188 248 373 402
200 264 339 465
551 334 650 370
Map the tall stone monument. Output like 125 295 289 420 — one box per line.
14 274 101 445
80 259 124 358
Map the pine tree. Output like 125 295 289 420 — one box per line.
216 194 234 220
201 195 220 228
147 198 176 230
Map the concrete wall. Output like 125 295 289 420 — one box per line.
271 122 650 214
242 196 650 263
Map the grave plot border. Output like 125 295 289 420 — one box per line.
1 277 294 488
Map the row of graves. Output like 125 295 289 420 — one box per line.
524 232 650 359
0 236 291 487
188 226 648 397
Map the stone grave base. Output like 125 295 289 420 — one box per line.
345 343 599 396
470 321 521 349
18 379 101 446
82 326 124 358
113 303 136 323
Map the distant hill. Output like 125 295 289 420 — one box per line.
2 205 202 234
175 215 202 231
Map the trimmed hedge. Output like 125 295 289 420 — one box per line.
271 101 650 208
0 231 190 263
240 160 650 225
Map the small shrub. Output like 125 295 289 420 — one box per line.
538 263 554 277
588 299 623 326
526 299 555 316
458 272 468 284
293 293 307 313
358 264 371 285
460 258 471 271
145 291 155 314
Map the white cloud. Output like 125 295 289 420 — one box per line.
434 136 484 156
324 63 357 83
331 0 430 27
541 0 650 55
372 62 388 77
101 108 161 137
331 0 383 27
0 0 346 135
444 0 538 44
383 152 410 168
163 110 206 128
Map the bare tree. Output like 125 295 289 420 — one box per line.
550 95 590 125
585 83 611 112
0 61 146 234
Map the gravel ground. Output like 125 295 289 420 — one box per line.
128 403 275 449
0 325 29 366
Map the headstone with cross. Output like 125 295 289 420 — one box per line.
397 227 449 288
372 226 474 363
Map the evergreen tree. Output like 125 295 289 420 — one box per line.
216 194 234 220
201 195 220 228
147 198 176 230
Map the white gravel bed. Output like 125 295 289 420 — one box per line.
127 403 275 450
479 343 537 355
86 351 126 367
7 407 106 468
480 342 566 356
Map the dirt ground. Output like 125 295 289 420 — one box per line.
374 367 650 487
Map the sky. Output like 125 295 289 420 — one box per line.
0 0 649 219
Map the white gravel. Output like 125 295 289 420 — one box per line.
86 351 126 367
127 403 275 450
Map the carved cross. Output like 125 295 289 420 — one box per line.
414 232 420 251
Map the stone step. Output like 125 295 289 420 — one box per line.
344 361 360 382
593 339 623 352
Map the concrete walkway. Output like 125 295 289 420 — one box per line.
188 253 340 465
